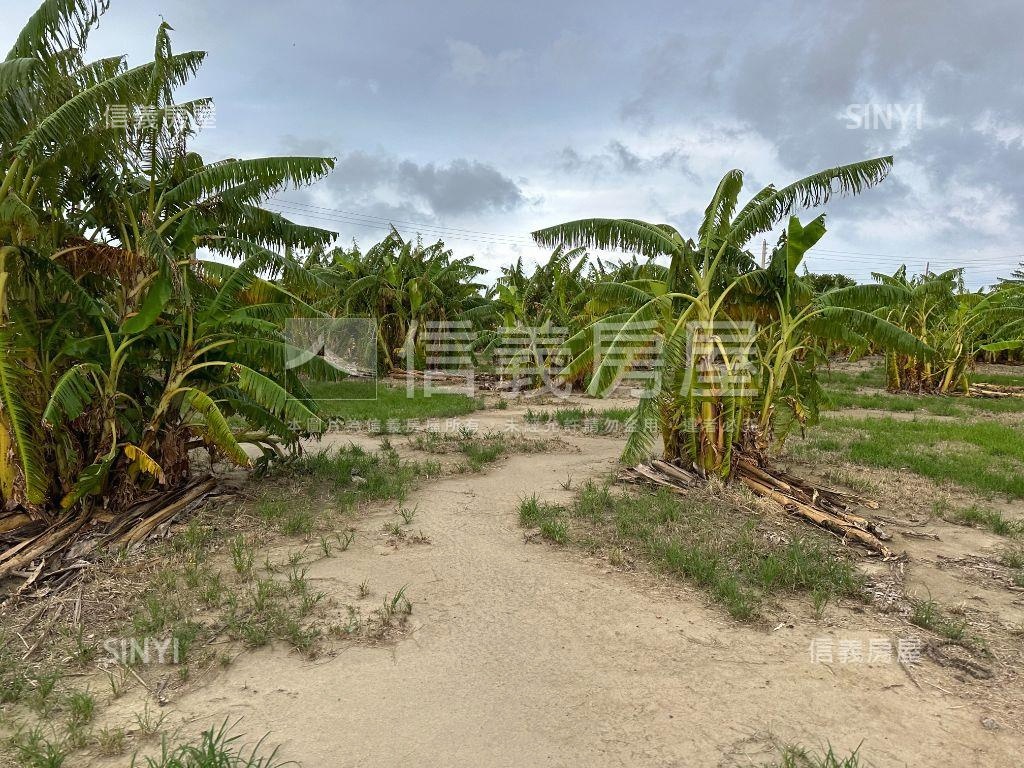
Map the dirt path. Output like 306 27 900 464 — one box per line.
111 421 1022 767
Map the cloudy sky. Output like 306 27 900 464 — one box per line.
4 0 1023 286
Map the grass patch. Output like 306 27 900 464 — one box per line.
519 483 863 621
307 379 477 422
821 366 886 390
8 725 68 768
947 505 1023 537
820 365 1024 416
797 417 1024 498
276 444 435 504
523 406 634 433
1001 547 1024 570
1000 546 1024 586
1 443 444 764
126 445 435 661
824 389 963 415
0 638 31 705
410 430 552 471
519 496 570 544
971 371 1024 386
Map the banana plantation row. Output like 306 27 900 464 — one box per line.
0 1 1021 538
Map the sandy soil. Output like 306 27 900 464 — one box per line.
85 401 1024 768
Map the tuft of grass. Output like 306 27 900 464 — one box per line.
571 481 616 522
230 534 256 575
519 495 570 544
65 688 95 728
383 586 412 621
318 535 333 558
0 635 29 704
9 725 67 768
220 563 327 657
286 565 309 597
398 505 417 525
364 587 413 640
133 584 183 636
279 508 314 537
819 469 878 497
540 519 568 544
129 718 287 768
95 726 127 758
255 499 287 523
910 598 968 641
280 446 425 505
770 743 865 768
460 441 504 470
173 520 212 560
947 505 1023 537
105 667 131 699
411 430 552 471
1001 547 1024 570
133 703 168 739
26 671 62 716
1000 546 1024 586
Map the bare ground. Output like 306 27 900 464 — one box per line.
82 403 1024 768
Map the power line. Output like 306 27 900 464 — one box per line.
271 198 540 241
266 205 540 250
268 199 538 248
266 198 1024 273
806 252 1015 268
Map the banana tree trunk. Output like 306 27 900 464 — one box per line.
885 352 900 391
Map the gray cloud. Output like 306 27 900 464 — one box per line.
5 0 1020 284
621 1 1024 219
396 158 525 216
300 149 526 219
558 141 696 180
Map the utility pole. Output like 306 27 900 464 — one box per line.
761 239 767 268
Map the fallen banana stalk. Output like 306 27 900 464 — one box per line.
737 474 895 558
967 382 1024 399
114 477 219 547
0 476 222 595
389 368 526 392
0 514 90 579
619 455 898 558
0 512 35 535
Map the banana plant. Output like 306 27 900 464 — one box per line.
974 266 1024 358
534 158 931 478
0 1 341 516
870 267 989 393
328 228 487 370
469 246 591 385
